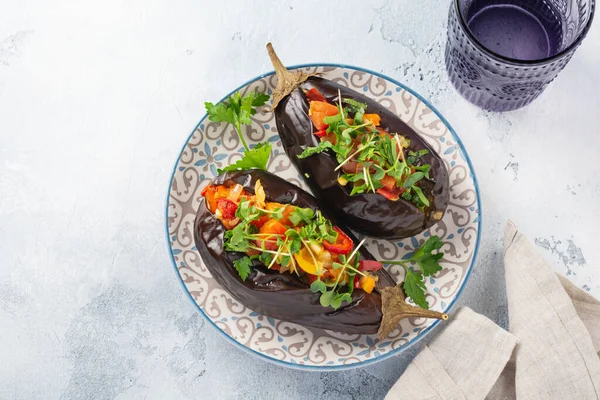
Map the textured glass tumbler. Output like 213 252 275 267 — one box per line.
445 0 596 111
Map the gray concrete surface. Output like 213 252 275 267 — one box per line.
1 0 599 399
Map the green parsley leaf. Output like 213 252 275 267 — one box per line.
234 256 253 281
403 268 428 309
204 102 235 124
289 237 302 254
310 279 327 294
280 255 291 267
251 92 270 108
318 222 337 243
236 200 259 221
341 128 355 144
403 172 425 188
298 141 334 159
353 107 365 124
218 142 272 173
323 114 343 125
405 236 443 276
342 173 366 183
259 252 273 266
225 224 250 252
406 149 430 165
319 290 335 307
332 262 344 270
289 207 315 226
412 185 430 207
205 91 270 155
414 164 431 179
343 98 367 111
331 292 352 309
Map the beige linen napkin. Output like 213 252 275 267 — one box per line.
386 221 600 400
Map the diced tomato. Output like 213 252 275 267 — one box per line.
305 88 327 102
314 129 327 138
354 275 361 289
306 274 319 284
381 175 397 191
216 198 238 219
359 260 383 271
309 101 339 130
376 188 400 201
257 219 287 251
323 227 353 255
363 113 381 126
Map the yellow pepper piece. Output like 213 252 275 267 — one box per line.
294 247 322 276
360 275 376 294
337 176 348 186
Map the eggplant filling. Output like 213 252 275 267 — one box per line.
202 179 382 309
298 89 433 211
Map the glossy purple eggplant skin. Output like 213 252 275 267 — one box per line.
275 77 449 239
193 170 396 334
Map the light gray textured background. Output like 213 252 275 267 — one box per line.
1 1 599 399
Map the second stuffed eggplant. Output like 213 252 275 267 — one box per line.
268 44 449 239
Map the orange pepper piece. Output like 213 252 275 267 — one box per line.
309 101 339 130
359 274 376 294
363 113 381 126
294 247 322 276
202 185 219 213
257 219 287 251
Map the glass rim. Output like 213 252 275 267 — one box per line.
454 0 596 65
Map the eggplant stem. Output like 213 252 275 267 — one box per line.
377 283 449 340
266 43 318 110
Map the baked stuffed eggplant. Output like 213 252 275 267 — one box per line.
194 170 447 336
267 44 449 239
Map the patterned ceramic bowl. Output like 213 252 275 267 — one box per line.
166 65 481 370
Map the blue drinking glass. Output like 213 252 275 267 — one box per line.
445 0 596 111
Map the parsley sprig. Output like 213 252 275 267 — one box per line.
205 91 272 173
298 95 432 210
383 236 444 309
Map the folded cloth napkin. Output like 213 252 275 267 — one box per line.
386 221 600 400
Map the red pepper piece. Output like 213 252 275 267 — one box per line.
305 88 327 102
353 275 361 289
359 260 383 271
376 188 400 201
314 129 327 138
216 198 238 219
323 226 353 255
